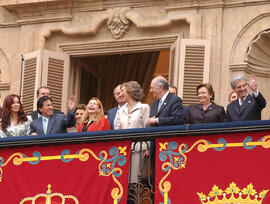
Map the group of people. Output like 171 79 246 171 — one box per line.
0 73 266 139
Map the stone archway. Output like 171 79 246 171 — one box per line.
245 29 270 74
229 14 270 119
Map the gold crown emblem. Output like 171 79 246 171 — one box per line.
20 184 79 204
197 182 269 204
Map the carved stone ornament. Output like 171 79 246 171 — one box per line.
105 7 131 39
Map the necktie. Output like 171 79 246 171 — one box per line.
43 118 48 134
240 99 244 106
158 99 163 112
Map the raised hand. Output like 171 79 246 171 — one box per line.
248 74 257 92
67 95 77 111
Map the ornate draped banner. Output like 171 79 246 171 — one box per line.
0 140 131 203
156 131 270 204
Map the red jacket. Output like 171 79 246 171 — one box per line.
77 117 110 132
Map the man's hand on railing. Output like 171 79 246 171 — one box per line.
147 117 158 127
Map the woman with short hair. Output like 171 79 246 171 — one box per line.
114 81 150 184
67 104 86 133
185 83 225 124
0 94 32 137
77 98 110 132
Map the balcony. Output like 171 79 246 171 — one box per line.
1 120 270 203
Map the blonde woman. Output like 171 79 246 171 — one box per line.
77 98 110 132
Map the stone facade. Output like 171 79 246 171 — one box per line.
0 0 270 119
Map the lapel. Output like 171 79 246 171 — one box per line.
113 107 118 118
239 94 252 114
46 114 56 134
36 117 45 135
231 100 240 116
156 94 171 116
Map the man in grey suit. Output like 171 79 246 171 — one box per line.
107 84 126 130
30 96 75 135
226 74 266 121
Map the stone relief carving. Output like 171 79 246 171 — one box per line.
38 8 195 48
245 29 270 71
105 8 131 39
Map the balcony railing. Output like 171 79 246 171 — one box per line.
1 120 270 204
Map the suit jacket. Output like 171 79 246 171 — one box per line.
186 103 225 124
114 102 150 129
30 109 63 120
107 107 118 130
30 112 75 135
226 92 266 121
150 93 184 126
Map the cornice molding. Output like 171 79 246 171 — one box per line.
165 0 270 11
38 9 194 48
58 35 179 56
229 63 270 78
0 15 72 28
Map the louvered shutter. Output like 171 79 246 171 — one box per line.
178 39 210 106
42 50 69 112
168 38 180 88
21 50 42 114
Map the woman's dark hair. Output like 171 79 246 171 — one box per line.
1 94 27 132
196 83 215 102
122 81 144 102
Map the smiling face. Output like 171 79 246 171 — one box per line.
229 92 238 103
197 86 212 106
114 86 125 105
87 99 100 115
233 80 248 100
39 99 54 117
11 97 21 113
120 85 130 102
75 109 85 124
150 78 162 99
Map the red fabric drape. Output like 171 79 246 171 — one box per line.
0 140 131 204
155 131 270 203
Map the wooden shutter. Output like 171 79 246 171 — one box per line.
42 50 69 112
21 50 42 114
178 39 210 106
168 38 181 88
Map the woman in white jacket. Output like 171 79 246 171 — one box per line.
114 81 150 183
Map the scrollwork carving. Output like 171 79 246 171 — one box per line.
105 7 131 39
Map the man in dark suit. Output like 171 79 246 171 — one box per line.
30 96 75 135
30 86 63 120
226 74 266 121
107 85 126 130
147 76 184 126
147 76 184 203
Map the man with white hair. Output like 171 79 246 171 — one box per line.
226 74 266 121
147 76 184 126
107 84 126 130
